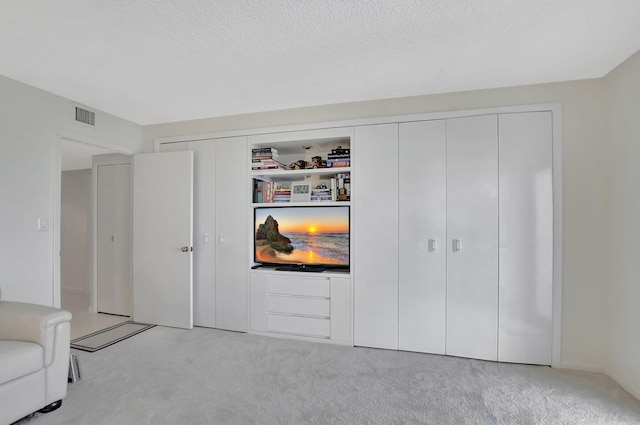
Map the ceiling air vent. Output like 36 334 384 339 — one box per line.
75 107 95 126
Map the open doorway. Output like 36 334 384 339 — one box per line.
60 139 132 339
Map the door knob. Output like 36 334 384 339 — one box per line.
181 246 192 252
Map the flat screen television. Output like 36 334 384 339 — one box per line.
254 205 350 271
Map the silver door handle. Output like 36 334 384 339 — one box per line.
428 239 437 252
452 239 461 253
181 246 192 252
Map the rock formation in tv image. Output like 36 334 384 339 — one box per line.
255 215 293 253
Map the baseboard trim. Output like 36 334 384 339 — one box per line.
559 362 606 374
603 368 640 401
561 362 640 401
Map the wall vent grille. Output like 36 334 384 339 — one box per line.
75 107 95 126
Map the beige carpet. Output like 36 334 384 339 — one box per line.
19 327 640 424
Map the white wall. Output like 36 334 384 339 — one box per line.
61 169 91 294
144 78 610 373
604 50 640 398
0 74 142 306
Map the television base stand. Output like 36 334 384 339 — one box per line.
274 264 327 273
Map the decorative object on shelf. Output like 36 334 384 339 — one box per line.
289 159 306 170
311 183 332 202
290 181 311 202
305 156 326 169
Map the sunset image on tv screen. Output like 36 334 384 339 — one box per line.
254 206 349 266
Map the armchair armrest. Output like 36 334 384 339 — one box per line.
0 301 72 366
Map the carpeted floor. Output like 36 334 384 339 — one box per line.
19 326 640 425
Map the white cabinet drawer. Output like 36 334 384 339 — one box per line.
267 295 330 317
267 314 331 338
267 275 330 298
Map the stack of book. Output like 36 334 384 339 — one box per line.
252 147 286 170
335 173 351 201
272 183 292 203
254 181 291 203
327 148 350 168
310 187 332 202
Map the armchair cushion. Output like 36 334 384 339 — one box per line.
0 301 72 366
0 341 42 384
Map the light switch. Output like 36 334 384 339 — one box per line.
37 217 49 231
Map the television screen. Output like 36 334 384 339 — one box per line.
254 206 350 270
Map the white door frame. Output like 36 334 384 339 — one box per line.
53 131 134 310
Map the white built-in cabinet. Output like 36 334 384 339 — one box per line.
96 163 132 316
159 137 247 331
246 127 354 345
153 105 557 365
355 111 554 365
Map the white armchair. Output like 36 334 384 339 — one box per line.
0 301 72 425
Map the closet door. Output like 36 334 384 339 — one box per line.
398 120 447 354
97 165 115 314
97 163 132 316
446 115 499 361
214 136 247 332
354 123 399 349
498 111 553 365
160 138 248 331
187 141 217 328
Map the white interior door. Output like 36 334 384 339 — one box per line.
446 115 499 361
399 120 447 354
97 163 132 316
498 111 553 365
353 123 399 349
214 136 247 332
133 151 194 329
97 165 115 314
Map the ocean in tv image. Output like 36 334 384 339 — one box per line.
254 206 349 266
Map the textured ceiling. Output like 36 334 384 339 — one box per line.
1 0 639 125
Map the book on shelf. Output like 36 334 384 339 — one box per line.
252 154 280 161
326 158 350 168
334 172 351 201
252 147 279 155
254 180 292 203
251 158 287 170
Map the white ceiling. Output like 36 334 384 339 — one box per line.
1 0 639 125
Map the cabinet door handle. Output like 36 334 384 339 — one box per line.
428 239 437 252
452 239 461 253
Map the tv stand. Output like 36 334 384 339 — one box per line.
274 264 327 273
249 271 352 345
